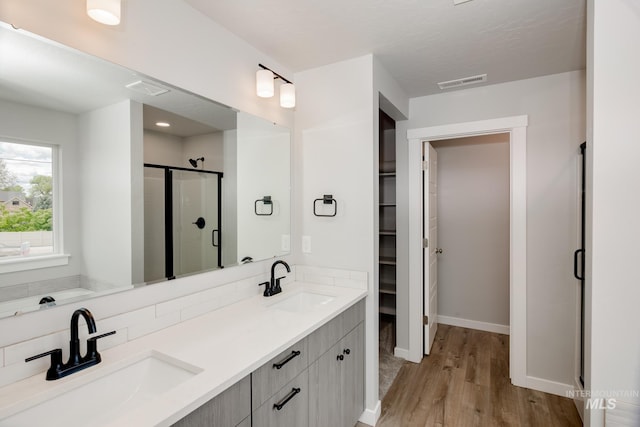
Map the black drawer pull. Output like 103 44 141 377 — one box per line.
273 387 301 411
273 350 301 370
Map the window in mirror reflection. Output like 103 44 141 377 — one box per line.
0 140 55 258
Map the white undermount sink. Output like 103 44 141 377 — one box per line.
0 350 202 427
270 291 335 312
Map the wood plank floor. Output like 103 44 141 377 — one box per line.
357 325 582 427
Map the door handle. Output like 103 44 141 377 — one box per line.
212 229 219 247
192 217 205 229
574 249 584 281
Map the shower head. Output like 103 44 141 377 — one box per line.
189 157 205 168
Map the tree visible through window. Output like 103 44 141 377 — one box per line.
0 141 54 258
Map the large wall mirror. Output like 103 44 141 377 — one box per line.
0 23 291 318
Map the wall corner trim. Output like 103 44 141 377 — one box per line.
393 346 411 360
359 399 382 426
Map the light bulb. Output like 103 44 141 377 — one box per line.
256 69 275 98
280 83 296 108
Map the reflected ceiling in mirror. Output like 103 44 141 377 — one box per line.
0 23 291 318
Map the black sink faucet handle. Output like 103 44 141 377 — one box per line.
86 330 116 362
25 348 62 364
258 281 272 297
25 349 64 380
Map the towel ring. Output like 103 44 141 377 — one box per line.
313 194 337 217
255 196 273 216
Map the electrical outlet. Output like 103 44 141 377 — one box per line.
281 235 290 252
302 236 312 253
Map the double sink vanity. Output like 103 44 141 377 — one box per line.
0 275 367 427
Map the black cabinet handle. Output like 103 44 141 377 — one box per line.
273 350 301 370
273 387 301 411
337 354 344 361
343 348 351 355
574 249 584 281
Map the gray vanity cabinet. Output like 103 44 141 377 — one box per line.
340 322 365 427
174 299 364 427
251 338 309 410
309 322 364 427
172 375 250 427
252 369 309 427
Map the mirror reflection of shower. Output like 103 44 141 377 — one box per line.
189 157 205 169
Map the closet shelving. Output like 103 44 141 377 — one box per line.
379 110 396 317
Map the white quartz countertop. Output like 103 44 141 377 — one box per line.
0 282 367 426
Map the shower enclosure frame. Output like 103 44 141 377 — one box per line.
144 163 223 280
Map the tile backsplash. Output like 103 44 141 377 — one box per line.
0 264 367 388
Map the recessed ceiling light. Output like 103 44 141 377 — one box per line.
156 122 171 127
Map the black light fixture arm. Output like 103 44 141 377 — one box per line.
258 63 292 84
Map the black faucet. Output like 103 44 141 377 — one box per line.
25 308 116 380
259 260 291 297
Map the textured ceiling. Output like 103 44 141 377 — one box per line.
184 0 586 97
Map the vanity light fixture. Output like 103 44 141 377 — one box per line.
256 64 296 108
86 0 121 26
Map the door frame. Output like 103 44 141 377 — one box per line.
406 115 528 388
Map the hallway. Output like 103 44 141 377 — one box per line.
360 325 582 426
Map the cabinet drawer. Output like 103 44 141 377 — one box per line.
172 375 250 427
308 299 365 362
252 369 309 427
252 337 308 410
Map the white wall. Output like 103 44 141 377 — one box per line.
294 54 409 424
585 1 640 425
143 130 183 167
0 99 81 287
78 100 140 288
236 112 290 264
397 71 585 387
295 55 378 419
183 133 225 172
222 130 238 266
432 134 510 329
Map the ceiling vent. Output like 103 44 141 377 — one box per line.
437 74 487 90
125 80 169 96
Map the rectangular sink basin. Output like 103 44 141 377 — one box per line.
0 351 202 427
270 291 335 312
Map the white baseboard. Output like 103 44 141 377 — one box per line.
438 315 510 335
524 375 574 398
393 346 410 360
359 400 381 426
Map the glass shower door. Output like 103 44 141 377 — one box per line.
172 170 221 277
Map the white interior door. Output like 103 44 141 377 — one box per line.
423 142 438 354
